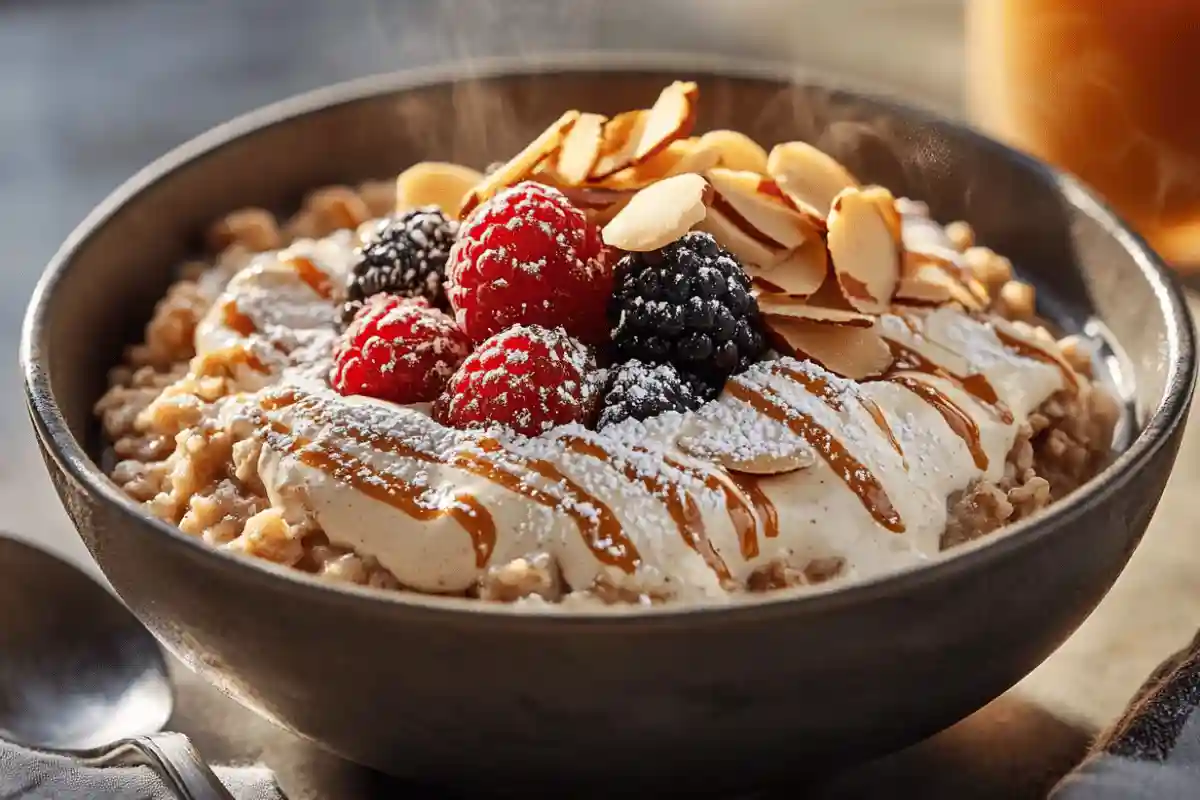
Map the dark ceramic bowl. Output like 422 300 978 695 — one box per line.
21 59 1197 794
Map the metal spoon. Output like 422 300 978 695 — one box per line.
0 534 234 799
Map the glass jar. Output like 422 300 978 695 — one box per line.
967 0 1200 268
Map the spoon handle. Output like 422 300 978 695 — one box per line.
78 733 236 800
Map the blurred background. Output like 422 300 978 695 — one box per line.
5 1 1200 794
0 0 964 569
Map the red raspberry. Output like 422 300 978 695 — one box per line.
332 295 471 404
434 325 600 437
447 181 613 345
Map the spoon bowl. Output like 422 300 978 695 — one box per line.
0 535 172 750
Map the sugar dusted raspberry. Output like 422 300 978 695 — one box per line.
434 324 599 437
446 181 613 345
332 294 471 404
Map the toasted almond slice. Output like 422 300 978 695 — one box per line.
827 186 901 314
765 317 893 380
706 168 821 251
395 161 484 216
602 173 711 252
589 82 699 179
991 317 1080 388
660 139 723 179
898 252 986 310
899 204 961 262
708 447 814 476
459 110 579 218
554 112 607 185
636 81 699 161
677 414 814 475
894 275 953 305
758 296 875 328
589 110 647 180
698 129 770 173
590 139 700 189
745 238 828 297
767 141 859 216
694 205 789 268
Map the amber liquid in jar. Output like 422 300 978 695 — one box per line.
967 0 1200 267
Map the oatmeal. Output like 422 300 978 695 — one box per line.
95 82 1120 606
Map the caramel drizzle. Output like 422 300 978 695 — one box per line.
222 300 257 337
726 380 905 533
560 436 730 580
993 326 1079 393
887 376 988 470
859 397 906 462
725 473 779 558
770 362 905 463
475 439 639 574
770 363 845 409
883 337 1014 424
259 418 496 567
259 391 640 574
290 257 334 300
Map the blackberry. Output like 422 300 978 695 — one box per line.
341 207 458 323
608 231 766 388
597 360 714 430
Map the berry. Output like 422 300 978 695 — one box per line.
609 231 766 388
434 324 599 437
446 181 612 345
332 295 471 404
342 208 459 322
597 360 715 430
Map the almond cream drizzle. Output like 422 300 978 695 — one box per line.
259 417 497 567
993 326 1079 393
725 379 905 533
559 436 732 581
883 337 1014 423
290 256 334 300
222 301 257 337
258 391 641 574
725 473 779 559
886 375 988 470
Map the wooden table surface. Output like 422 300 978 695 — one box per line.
3 1 1197 796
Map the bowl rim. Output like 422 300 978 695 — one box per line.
21 53 1197 625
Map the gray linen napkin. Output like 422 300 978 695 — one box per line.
1053 630 1200 799
0 738 285 800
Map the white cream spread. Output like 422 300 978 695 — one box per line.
195 224 1078 603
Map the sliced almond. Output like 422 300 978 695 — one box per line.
706 168 821 251
553 184 636 226
661 139 723 179
698 129 769 173
636 81 699 161
589 82 699 179
395 162 485 216
757 294 875 328
677 413 814 476
459 110 579 218
894 275 953 305
897 252 986 310
590 139 705 189
767 141 859 216
765 317 893 380
553 112 606 185
601 173 711 252
827 186 901 314
745 237 828 297
694 205 789 269
706 447 813 476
